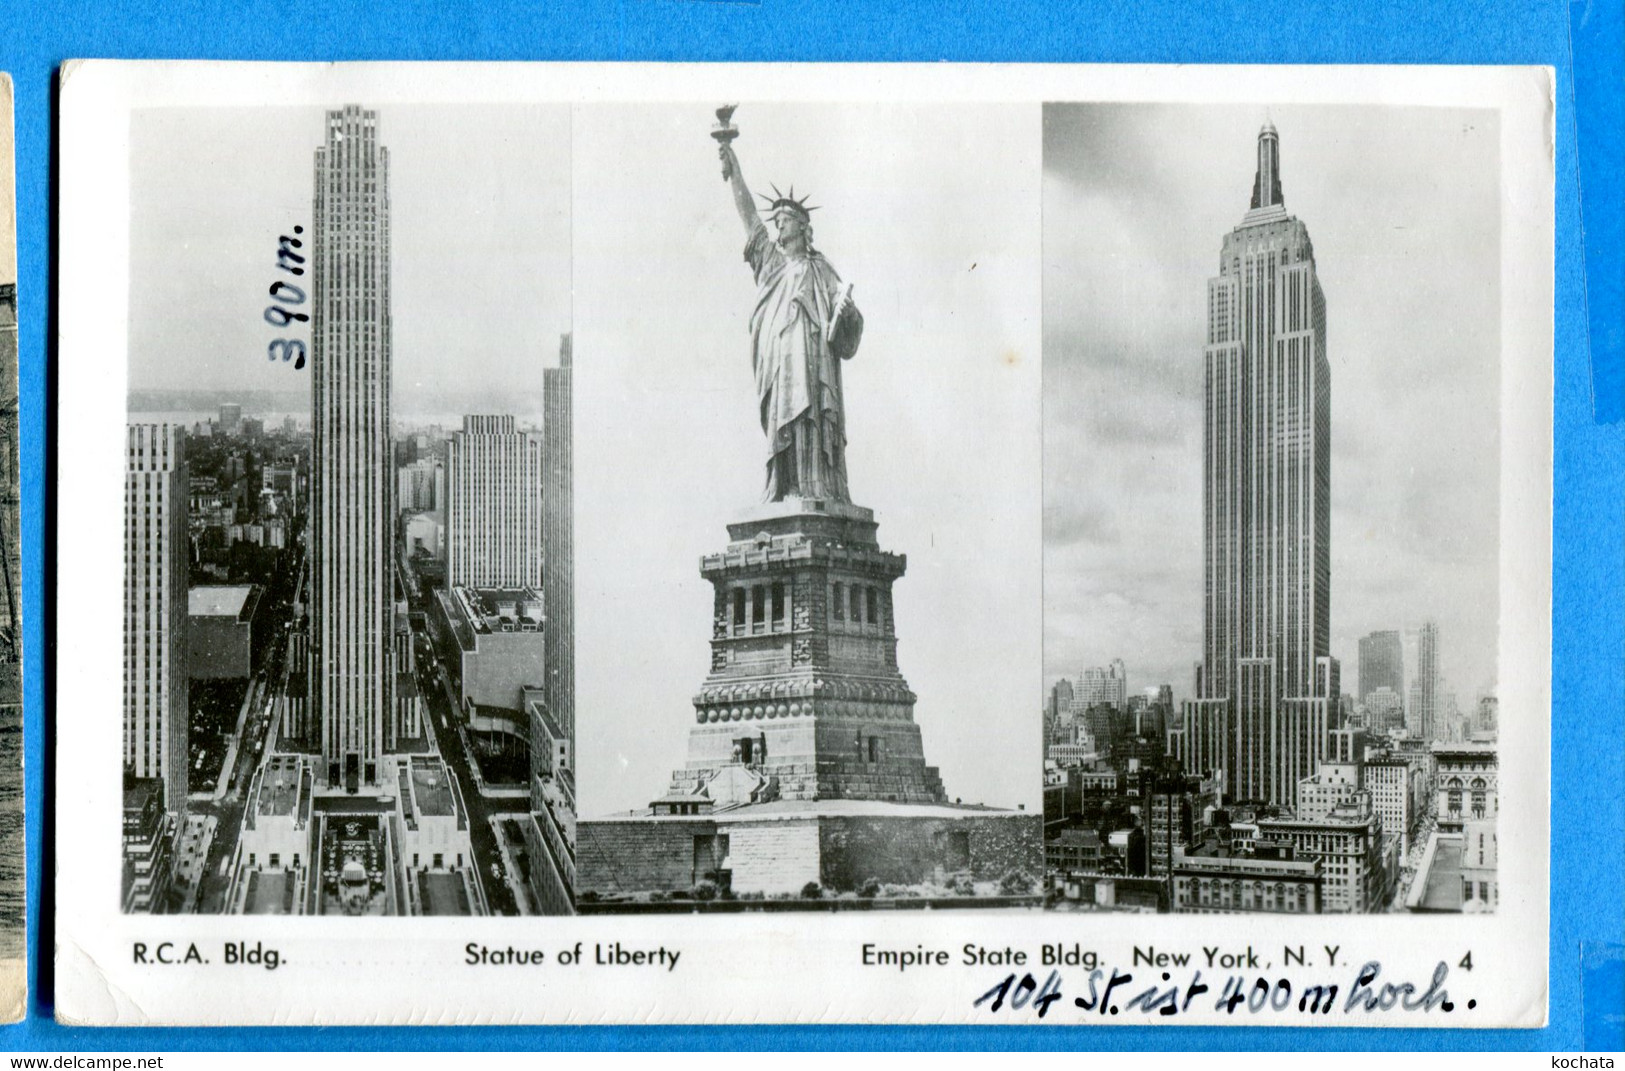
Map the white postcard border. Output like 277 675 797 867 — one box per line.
56 61 1552 1027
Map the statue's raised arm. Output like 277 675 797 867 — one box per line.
720 146 761 237
714 107 760 238
712 104 859 504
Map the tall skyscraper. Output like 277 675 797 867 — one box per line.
445 415 544 589
1358 630 1404 703
1178 123 1339 809
542 334 574 743
308 105 394 790
1406 619 1440 740
397 457 443 513
1047 677 1075 735
124 423 189 813
1074 659 1127 712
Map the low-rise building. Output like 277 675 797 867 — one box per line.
1257 793 1389 913
403 510 443 558
1047 742 1096 767
122 777 175 913
1365 687 1404 734
394 755 484 916
1433 742 1497 835
524 693 576 915
1406 819 1498 914
1171 836 1323 914
432 586 546 715
222 752 484 917
1297 761 1361 821
1046 827 1104 873
1364 757 1424 855
263 462 298 495
1074 765 1120 795
1142 771 1204 875
229 753 313 914
188 584 264 680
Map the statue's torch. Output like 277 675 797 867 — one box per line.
712 104 739 180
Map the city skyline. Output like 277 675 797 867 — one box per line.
1040 101 1508 916
1043 104 1501 706
127 104 570 405
118 102 576 917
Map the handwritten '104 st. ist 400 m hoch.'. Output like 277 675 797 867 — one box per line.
861 941 1482 1020
973 956 1480 1022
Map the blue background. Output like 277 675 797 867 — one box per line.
2 0 1621 1051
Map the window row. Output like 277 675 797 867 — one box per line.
723 579 890 637
831 581 884 627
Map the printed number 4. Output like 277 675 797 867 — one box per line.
1459 952 1473 971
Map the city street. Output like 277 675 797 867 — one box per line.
181 542 531 917
186 549 301 913
408 609 528 916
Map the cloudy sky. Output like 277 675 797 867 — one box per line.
1043 103 1502 709
574 102 1042 816
128 103 572 417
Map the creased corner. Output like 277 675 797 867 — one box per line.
54 935 153 1027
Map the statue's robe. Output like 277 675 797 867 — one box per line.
745 222 863 503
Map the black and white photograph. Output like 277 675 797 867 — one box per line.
118 101 574 918
1042 102 1513 916
55 64 1550 1027
572 101 1044 910
0 74 22 1020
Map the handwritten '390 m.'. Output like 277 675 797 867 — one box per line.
265 227 309 369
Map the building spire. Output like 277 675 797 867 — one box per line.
1249 121 1284 211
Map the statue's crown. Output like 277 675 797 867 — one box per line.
758 183 818 221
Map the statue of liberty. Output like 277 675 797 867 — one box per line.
716 108 863 504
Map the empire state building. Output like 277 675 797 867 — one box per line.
1176 123 1340 809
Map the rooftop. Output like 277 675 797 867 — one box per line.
312 795 397 815
1182 833 1239 860
122 777 162 813
452 585 545 635
1433 742 1498 757
256 756 305 818
410 757 456 817
419 872 472 916
528 698 569 747
189 584 259 619
1417 837 1466 911
244 870 295 914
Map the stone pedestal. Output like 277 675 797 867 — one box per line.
665 497 946 806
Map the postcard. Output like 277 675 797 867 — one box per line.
55 61 1550 1026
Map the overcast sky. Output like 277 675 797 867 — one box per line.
574 102 1042 816
128 103 571 416
1043 103 1502 709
